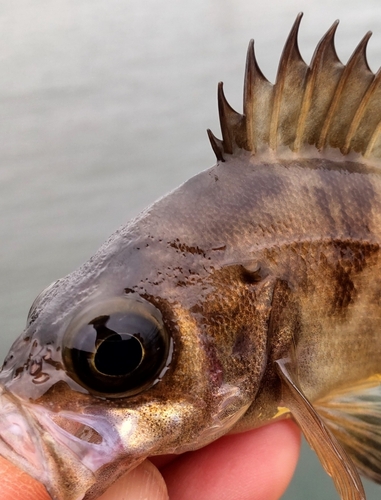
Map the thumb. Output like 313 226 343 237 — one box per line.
0 454 168 500
99 460 169 500
0 455 50 500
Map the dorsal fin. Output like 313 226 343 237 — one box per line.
208 14 381 163
269 13 307 151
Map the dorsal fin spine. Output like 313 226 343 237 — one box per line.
243 40 273 153
269 13 304 150
207 129 225 162
217 82 234 154
317 31 372 150
218 82 246 155
344 68 381 154
243 40 256 152
365 119 381 158
294 21 339 152
244 39 270 153
209 15 381 165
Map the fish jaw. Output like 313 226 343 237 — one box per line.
0 377 255 500
0 384 146 500
0 277 266 499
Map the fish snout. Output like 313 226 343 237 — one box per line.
0 385 143 499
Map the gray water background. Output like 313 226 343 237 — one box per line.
0 0 381 498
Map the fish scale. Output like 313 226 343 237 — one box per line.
0 12 381 500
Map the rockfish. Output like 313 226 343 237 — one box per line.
1 13 380 500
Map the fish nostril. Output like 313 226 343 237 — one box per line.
32 373 50 384
29 359 42 376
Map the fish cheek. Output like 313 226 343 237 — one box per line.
186 268 276 414
235 278 304 431
121 279 273 454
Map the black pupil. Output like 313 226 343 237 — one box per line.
90 315 144 376
95 333 143 376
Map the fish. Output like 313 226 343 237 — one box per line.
1 11 381 500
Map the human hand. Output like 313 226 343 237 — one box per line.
0 420 300 500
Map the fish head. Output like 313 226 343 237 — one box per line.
4 12 380 500
0 226 271 499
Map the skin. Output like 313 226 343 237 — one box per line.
2 17 381 500
1 155 380 500
0 421 300 500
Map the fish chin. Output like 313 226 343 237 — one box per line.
0 378 253 499
0 385 48 480
0 385 145 500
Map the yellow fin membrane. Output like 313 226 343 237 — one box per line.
275 358 365 500
315 377 381 484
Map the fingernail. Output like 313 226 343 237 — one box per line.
98 460 169 500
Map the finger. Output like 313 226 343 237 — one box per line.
99 459 168 500
0 456 169 500
160 420 301 500
0 455 50 500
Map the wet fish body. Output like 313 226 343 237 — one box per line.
1 13 381 500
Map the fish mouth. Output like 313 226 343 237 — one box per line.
0 385 141 500
0 385 51 483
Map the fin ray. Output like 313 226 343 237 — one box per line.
317 32 373 151
295 20 342 150
275 358 365 500
243 40 273 152
344 69 381 153
270 13 307 150
316 378 381 484
210 15 381 165
207 129 225 162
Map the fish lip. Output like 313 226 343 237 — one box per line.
0 384 50 484
0 384 133 500
29 404 127 472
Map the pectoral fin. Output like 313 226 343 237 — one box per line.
275 358 365 500
315 376 381 484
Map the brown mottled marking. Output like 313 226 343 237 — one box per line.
2 14 381 500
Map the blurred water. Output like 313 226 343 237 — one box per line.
0 0 380 498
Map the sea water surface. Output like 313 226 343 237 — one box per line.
0 0 380 498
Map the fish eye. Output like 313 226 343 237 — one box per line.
62 296 172 397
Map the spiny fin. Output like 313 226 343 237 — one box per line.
270 13 307 151
209 13 381 164
315 376 381 484
318 31 373 151
275 358 365 500
207 129 225 162
295 20 342 150
243 39 272 152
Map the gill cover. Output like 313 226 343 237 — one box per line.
1 13 381 500
208 13 381 500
